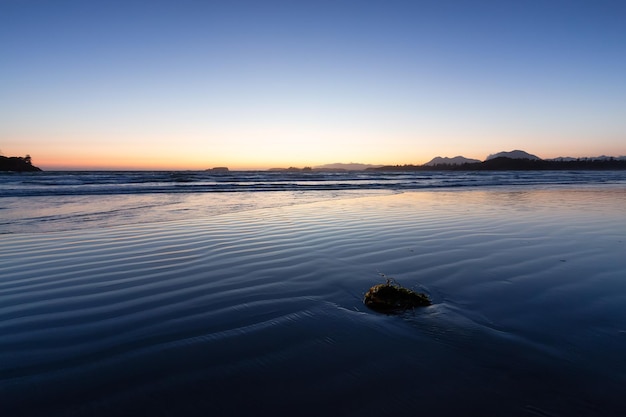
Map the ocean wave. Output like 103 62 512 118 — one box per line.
2 170 625 197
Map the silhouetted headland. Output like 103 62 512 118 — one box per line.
371 150 626 172
0 155 42 172
371 157 626 171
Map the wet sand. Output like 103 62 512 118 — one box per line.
2 188 626 416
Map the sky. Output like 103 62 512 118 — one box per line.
1 0 625 170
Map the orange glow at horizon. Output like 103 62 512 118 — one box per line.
4 122 625 171
8 135 626 171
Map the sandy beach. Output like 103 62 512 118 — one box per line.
2 187 626 416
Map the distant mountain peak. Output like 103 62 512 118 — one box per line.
424 156 481 166
486 150 541 160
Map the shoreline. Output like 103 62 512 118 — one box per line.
2 182 625 235
2 186 626 416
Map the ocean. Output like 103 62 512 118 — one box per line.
2 170 625 234
1 170 626 416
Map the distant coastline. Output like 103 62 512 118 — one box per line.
4 150 626 172
369 157 626 172
282 151 626 172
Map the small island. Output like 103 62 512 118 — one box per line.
206 167 230 173
0 155 42 172
268 166 313 172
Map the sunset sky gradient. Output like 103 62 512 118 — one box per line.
1 0 625 170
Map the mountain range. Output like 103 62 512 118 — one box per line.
370 150 626 172
486 150 541 160
425 150 541 166
423 150 626 167
424 156 481 166
281 151 626 172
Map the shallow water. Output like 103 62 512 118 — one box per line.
0 189 391 234
1 188 626 416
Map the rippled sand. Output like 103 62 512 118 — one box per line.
2 188 626 416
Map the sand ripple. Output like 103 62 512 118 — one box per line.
1 189 626 416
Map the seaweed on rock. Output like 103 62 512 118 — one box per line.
364 278 431 314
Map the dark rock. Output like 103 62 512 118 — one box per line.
364 279 431 314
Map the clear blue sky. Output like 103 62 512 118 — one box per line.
1 0 625 169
